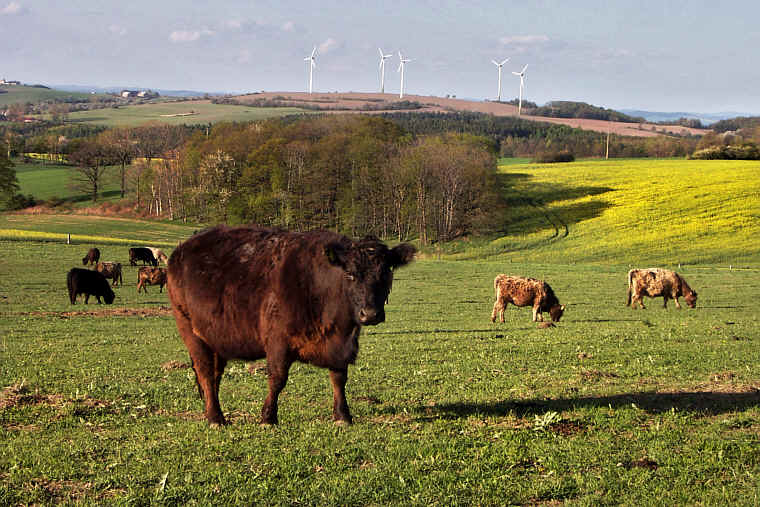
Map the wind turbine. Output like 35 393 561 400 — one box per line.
491 57 509 102
304 46 317 94
398 51 412 99
378 48 393 93
512 64 529 115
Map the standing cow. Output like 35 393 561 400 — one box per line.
167 225 416 426
626 268 697 309
491 275 565 323
137 266 167 293
147 247 169 265
82 247 100 266
129 247 157 267
95 262 123 286
67 268 115 304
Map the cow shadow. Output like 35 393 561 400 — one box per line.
417 391 760 420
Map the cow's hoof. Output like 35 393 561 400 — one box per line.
334 419 351 426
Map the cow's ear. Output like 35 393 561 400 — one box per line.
324 242 348 268
560 304 566 311
389 243 416 268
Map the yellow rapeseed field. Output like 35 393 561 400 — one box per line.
477 158 760 266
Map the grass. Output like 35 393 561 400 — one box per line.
439 158 760 266
0 85 102 107
59 100 309 127
2 157 759 503
1 236 759 504
14 160 123 204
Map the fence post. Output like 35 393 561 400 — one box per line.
67 233 71 245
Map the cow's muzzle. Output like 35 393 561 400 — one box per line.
358 308 385 325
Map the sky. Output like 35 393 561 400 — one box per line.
2 0 759 113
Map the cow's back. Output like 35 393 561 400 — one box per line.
168 226 344 359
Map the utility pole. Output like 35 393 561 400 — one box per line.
605 122 611 159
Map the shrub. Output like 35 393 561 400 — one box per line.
689 144 760 160
533 150 575 163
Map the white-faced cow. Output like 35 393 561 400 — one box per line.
95 261 123 286
491 275 565 323
147 247 169 265
167 226 416 426
626 268 697 309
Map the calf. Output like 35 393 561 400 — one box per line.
491 275 565 323
67 268 115 304
137 266 167 293
626 268 697 309
167 225 416 426
82 247 100 266
129 247 157 267
95 261 123 286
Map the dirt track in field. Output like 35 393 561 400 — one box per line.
235 91 707 138
17 306 172 318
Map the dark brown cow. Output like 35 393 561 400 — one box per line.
626 268 697 309
491 275 565 323
167 225 416 426
137 266 167 293
95 261 123 286
67 268 115 304
129 247 157 267
82 247 100 266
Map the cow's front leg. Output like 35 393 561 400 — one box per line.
329 367 352 424
532 305 543 322
261 350 291 425
491 300 504 323
662 295 669 308
673 296 682 309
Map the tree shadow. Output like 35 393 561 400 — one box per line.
495 172 615 238
422 390 760 420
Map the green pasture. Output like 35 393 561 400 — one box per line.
0 85 101 107
2 157 759 503
14 160 123 204
1 235 759 505
59 101 309 127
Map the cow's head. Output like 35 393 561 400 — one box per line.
103 286 115 305
685 291 697 308
325 237 416 326
549 304 565 322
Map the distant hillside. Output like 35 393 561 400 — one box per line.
709 116 760 133
0 84 100 106
51 84 228 98
620 109 749 126
531 101 645 123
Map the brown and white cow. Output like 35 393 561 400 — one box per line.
167 225 416 426
626 268 697 309
95 261 123 286
491 275 565 323
137 266 167 293
147 247 169 265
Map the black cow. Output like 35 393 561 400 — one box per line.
129 247 157 267
67 268 115 304
167 226 416 426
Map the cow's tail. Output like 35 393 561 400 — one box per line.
626 269 635 306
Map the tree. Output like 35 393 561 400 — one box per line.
99 128 135 198
68 138 116 202
0 150 20 209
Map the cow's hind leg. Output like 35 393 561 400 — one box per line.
261 346 292 425
329 367 352 424
174 315 227 425
662 295 669 308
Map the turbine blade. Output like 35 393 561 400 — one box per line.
397 63 402 72
512 71 520 76
311 46 317 57
379 47 384 57
522 64 529 73
492 60 499 66
500 57 510 65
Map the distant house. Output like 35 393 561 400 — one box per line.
121 90 139 98
0 79 21 85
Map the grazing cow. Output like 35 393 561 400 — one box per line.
95 261 123 286
67 268 115 304
167 225 416 426
81 247 100 266
137 266 167 293
626 268 697 309
147 247 169 265
129 247 157 267
491 275 565 323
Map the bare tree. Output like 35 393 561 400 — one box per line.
99 128 135 198
68 139 116 202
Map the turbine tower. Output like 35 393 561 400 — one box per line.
512 64 529 115
304 46 317 94
398 51 412 99
378 48 393 93
491 57 509 102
